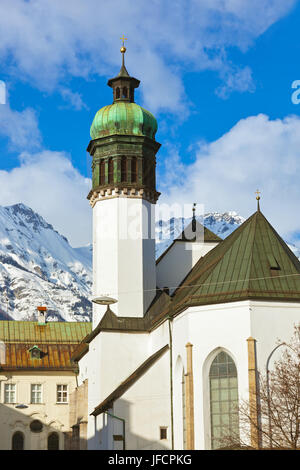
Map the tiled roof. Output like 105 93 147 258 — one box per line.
0 321 92 371
1 343 80 371
0 321 92 344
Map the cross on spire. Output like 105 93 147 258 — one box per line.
120 35 127 68
120 34 127 53
120 35 127 47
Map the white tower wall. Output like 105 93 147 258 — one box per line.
92 194 156 324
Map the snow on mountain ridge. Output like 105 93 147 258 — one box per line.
0 203 92 322
1 204 298 322
155 212 245 258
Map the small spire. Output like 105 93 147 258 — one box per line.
255 189 261 212
107 38 140 102
119 35 129 76
192 203 196 232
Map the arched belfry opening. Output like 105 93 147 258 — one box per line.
107 44 140 104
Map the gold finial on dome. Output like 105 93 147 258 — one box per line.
120 35 127 53
255 189 261 211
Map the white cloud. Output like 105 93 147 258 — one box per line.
59 88 88 111
216 65 255 99
0 0 295 114
0 102 41 150
160 114 300 241
2 113 300 248
0 150 91 247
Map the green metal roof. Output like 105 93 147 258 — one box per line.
173 209 300 308
90 102 157 140
0 321 92 344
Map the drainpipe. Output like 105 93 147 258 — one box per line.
104 411 126 450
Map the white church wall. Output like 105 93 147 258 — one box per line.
173 355 185 449
113 350 171 450
249 300 300 373
149 320 169 353
156 241 218 295
171 301 251 450
77 350 89 387
86 330 152 448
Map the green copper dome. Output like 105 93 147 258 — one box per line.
90 102 158 140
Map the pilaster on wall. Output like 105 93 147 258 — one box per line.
185 342 195 450
68 379 88 450
246 337 260 449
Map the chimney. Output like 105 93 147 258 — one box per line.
36 306 47 325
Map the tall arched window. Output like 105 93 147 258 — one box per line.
116 87 120 99
209 351 239 449
48 432 59 450
122 87 128 99
12 431 24 450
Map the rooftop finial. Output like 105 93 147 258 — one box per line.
192 203 196 232
255 189 261 211
120 35 127 55
119 35 129 75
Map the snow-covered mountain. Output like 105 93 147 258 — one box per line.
155 211 245 258
0 204 92 322
0 203 298 322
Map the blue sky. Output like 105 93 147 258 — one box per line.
0 0 300 246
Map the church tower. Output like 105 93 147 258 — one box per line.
87 44 161 324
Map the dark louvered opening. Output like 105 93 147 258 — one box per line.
268 253 281 276
268 253 281 270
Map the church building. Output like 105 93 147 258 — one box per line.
71 45 300 450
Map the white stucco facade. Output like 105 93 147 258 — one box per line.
156 240 219 294
81 297 300 450
92 196 156 325
0 371 76 450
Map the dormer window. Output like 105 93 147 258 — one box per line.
29 345 42 359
